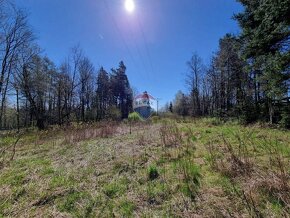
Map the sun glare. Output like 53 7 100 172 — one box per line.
125 0 135 13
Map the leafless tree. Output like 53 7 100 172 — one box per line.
78 56 94 121
186 53 204 116
0 7 34 128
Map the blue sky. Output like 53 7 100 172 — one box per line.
14 0 243 106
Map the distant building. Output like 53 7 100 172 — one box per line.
133 91 155 119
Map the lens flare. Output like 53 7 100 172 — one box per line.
125 0 135 13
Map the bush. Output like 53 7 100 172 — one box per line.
279 105 290 129
128 112 143 122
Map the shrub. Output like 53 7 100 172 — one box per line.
128 112 143 122
279 105 290 129
128 112 143 134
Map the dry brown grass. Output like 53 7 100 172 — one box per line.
159 121 183 147
63 122 119 144
1 118 289 217
205 131 290 217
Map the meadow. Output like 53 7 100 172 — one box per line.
0 118 289 217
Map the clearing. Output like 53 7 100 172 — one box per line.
0 118 289 217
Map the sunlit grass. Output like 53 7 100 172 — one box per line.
0 119 289 217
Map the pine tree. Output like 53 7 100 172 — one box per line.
169 102 173 113
96 67 110 120
110 61 133 119
234 0 290 124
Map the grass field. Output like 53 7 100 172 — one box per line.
0 118 289 217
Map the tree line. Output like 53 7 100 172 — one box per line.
167 0 290 128
0 2 133 130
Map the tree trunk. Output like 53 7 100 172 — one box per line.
269 99 273 125
16 89 20 132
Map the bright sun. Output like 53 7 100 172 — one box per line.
125 0 135 13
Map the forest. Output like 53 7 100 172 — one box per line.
167 1 289 127
0 1 133 130
0 0 289 130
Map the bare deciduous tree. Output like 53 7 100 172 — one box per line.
0 7 34 128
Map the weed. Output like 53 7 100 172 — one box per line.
148 164 159 180
206 134 253 178
231 183 263 218
56 191 83 213
178 159 201 200
119 199 136 217
146 181 169 205
138 133 146 146
103 180 126 198
159 121 182 147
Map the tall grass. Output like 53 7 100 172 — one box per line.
159 121 182 147
205 132 290 216
63 122 118 144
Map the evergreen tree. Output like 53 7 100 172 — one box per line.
110 61 133 119
96 67 110 120
169 102 173 113
215 34 246 117
234 0 290 123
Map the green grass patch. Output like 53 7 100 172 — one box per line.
103 179 128 198
119 199 136 217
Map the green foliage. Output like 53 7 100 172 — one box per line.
103 180 127 198
234 0 290 124
0 170 27 186
0 136 16 148
280 105 290 128
148 164 159 180
128 112 143 122
110 62 133 119
50 174 75 188
146 181 169 204
178 159 201 200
